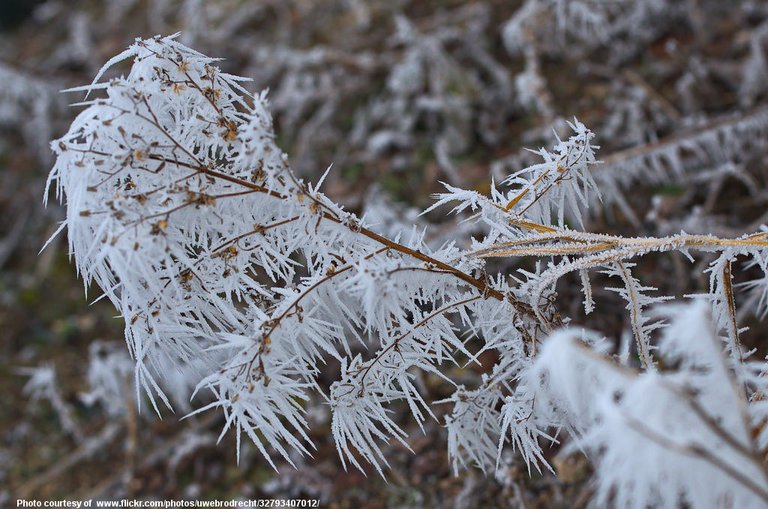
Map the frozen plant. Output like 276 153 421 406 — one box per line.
20 364 82 442
46 36 768 506
526 302 768 508
0 63 60 163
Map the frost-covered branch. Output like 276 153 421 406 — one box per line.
46 35 768 507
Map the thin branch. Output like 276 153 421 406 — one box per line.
625 415 768 504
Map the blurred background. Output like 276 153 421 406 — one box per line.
2 0 768 507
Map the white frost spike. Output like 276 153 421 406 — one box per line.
503 118 601 228
603 261 670 369
529 303 768 509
